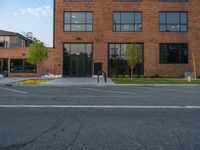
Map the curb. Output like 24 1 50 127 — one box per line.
2 83 200 87
113 84 200 87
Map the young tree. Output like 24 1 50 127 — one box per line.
27 40 48 65
125 44 140 80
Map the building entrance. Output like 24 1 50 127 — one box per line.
63 43 92 77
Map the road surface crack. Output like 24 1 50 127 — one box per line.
0 109 67 150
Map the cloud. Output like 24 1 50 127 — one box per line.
13 5 52 17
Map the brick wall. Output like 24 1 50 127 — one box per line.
0 48 55 77
54 0 200 77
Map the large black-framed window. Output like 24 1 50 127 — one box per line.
160 43 188 64
160 0 187 2
108 43 143 77
160 12 188 32
113 12 142 32
10 59 36 73
64 12 93 32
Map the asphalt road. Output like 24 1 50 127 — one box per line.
0 85 200 150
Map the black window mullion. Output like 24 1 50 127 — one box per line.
134 12 135 32
179 12 181 32
85 13 87 31
165 12 167 31
120 12 121 32
70 13 72 31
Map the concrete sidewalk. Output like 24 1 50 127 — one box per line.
41 77 115 86
0 77 115 86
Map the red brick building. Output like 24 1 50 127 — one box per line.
1 0 200 77
53 0 200 77
0 30 54 77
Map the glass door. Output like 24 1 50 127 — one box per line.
70 56 79 77
70 56 86 77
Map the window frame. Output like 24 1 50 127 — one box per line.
10 59 37 73
159 11 188 32
159 43 189 64
108 42 144 77
112 11 143 32
63 11 93 32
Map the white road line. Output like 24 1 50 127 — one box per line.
0 87 28 94
78 87 137 95
0 105 200 109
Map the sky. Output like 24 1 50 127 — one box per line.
0 0 53 47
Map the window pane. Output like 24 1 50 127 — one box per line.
71 25 85 31
167 44 180 63
181 44 188 63
114 25 121 31
86 25 92 31
135 24 142 31
64 25 70 31
86 44 92 56
167 24 179 31
135 12 141 23
121 13 134 23
160 13 166 24
180 25 187 32
160 25 166 31
113 13 121 23
121 24 134 31
86 13 92 23
10 60 23 72
64 13 71 23
64 44 70 53
71 13 86 24
181 13 187 24
167 12 179 24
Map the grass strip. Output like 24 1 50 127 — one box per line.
112 78 200 84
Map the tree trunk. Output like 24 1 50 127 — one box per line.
131 66 133 80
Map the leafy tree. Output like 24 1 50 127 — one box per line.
125 44 140 80
27 40 48 65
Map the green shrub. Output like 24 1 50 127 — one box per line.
124 74 130 78
160 74 179 78
117 74 124 78
112 75 117 78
